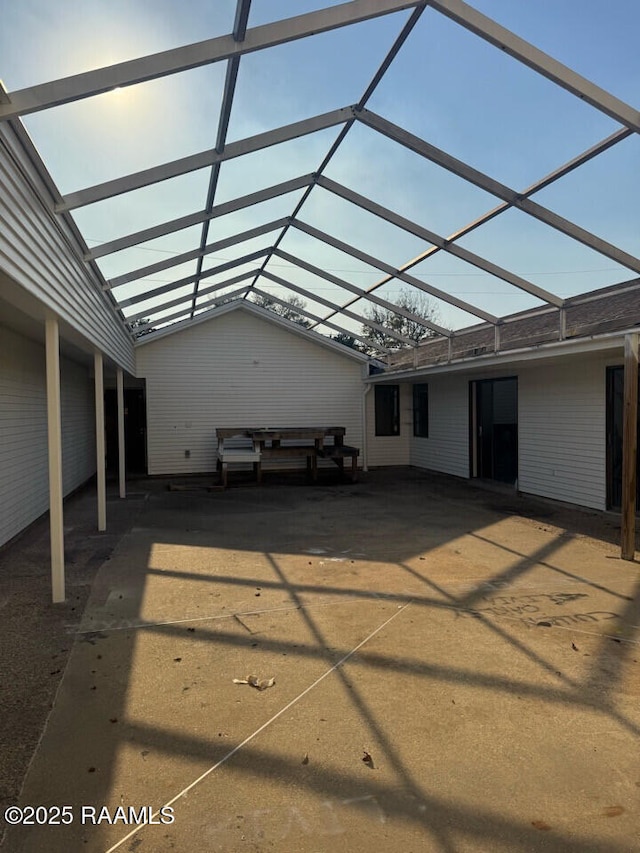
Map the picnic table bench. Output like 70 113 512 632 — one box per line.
215 426 359 486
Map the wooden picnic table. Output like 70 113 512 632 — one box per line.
250 427 328 481
215 426 358 486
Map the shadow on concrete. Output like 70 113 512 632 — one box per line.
2 468 639 852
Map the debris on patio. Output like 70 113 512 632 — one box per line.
362 749 375 769
232 675 276 691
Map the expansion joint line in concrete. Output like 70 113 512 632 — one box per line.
104 600 412 853
68 593 395 635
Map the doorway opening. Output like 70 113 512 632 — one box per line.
104 386 147 476
606 365 640 510
470 377 518 484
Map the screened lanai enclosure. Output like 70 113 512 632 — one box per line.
1 0 640 595
3 6 640 853
2 0 639 340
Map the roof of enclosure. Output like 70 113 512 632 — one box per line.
1 0 639 355
387 278 640 371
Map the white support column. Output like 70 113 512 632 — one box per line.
559 307 567 341
117 367 126 499
94 351 106 531
621 333 638 561
45 314 65 603
362 377 370 473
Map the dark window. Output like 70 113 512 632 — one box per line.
413 383 429 437
375 385 400 436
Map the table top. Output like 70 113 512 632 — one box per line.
216 426 346 440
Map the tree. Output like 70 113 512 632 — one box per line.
206 292 242 309
360 288 440 354
331 332 363 352
251 292 311 327
128 317 155 337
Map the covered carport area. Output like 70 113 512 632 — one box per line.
3 468 639 852
0 274 137 601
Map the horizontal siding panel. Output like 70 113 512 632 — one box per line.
518 357 607 510
0 326 96 546
136 309 365 476
409 375 469 478
0 328 48 544
405 357 609 511
365 383 411 467
0 125 134 373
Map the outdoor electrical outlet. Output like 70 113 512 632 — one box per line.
185 450 190 458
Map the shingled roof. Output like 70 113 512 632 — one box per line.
387 278 640 371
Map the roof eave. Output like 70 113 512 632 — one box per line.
133 299 373 363
368 327 637 382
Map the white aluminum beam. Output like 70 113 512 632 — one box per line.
433 128 634 253
191 0 253 317
142 285 252 330
58 108 353 210
249 285 391 352
233 0 252 41
317 175 497 323
85 174 314 260
0 1 423 120
117 250 271 308
242 2 428 297
106 218 288 289
249 284 368 339
259 268 406 348
116 367 126 499
273 247 448 338
427 0 640 133
358 5 425 108
94 351 106 532
357 126 634 292
45 314 65 603
358 110 640 274
289 220 479 333
125 271 259 322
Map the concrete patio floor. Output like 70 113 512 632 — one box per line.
2 469 640 853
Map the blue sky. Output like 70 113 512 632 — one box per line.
1 0 639 334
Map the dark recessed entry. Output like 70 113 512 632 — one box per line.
606 365 640 510
470 377 518 485
104 387 147 475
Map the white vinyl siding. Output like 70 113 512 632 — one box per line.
366 383 411 467
60 358 96 495
0 125 134 373
409 375 469 478
518 357 609 510
406 355 612 510
0 326 95 546
135 309 365 475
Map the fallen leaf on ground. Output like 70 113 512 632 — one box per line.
531 820 551 831
362 750 374 768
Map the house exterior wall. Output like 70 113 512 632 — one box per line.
365 382 411 467
409 374 470 478
0 124 135 373
517 355 612 510
404 352 619 511
0 326 95 547
135 310 365 475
